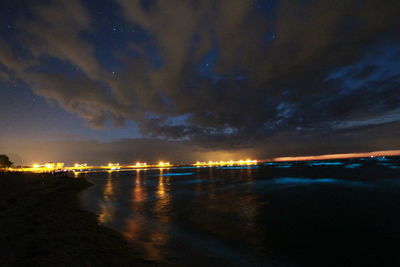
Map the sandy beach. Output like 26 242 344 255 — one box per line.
0 172 156 266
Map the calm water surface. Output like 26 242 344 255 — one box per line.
79 157 400 266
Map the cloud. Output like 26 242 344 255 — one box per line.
1 0 400 152
19 0 105 80
3 121 400 165
0 40 30 76
23 72 129 127
332 109 400 130
0 70 10 82
113 0 400 147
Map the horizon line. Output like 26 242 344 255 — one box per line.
270 149 400 162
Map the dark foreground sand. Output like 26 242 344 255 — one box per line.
0 172 155 266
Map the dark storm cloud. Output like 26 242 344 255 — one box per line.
1 0 400 151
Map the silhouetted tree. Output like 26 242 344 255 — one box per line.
0 154 12 168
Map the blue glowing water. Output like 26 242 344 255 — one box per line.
79 156 400 266
307 162 344 166
272 177 337 183
216 166 259 170
154 172 194 176
345 163 362 168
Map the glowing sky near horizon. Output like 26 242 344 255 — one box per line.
1 0 400 164
272 150 400 162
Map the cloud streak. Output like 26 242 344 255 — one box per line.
1 0 399 153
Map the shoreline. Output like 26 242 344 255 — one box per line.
0 172 156 266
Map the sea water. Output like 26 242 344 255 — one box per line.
79 157 400 266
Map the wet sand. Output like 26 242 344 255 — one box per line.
0 172 156 266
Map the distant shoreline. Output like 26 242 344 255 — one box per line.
0 172 156 266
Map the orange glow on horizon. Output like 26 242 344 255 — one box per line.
272 150 400 162
6 149 400 173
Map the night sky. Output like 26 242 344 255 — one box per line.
1 0 400 165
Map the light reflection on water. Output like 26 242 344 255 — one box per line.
98 171 115 224
80 167 265 265
79 161 400 266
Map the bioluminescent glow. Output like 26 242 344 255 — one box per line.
273 177 337 184
6 153 399 174
345 164 362 169
274 165 293 168
263 162 291 166
216 166 259 170
376 157 390 162
263 162 293 168
155 173 195 177
248 177 371 189
307 162 344 166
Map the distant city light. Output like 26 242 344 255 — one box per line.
135 162 147 167
74 163 88 168
13 159 261 173
107 163 120 170
26 162 65 172
193 159 258 166
157 161 171 167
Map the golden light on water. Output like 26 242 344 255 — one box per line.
98 171 115 224
6 149 400 174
